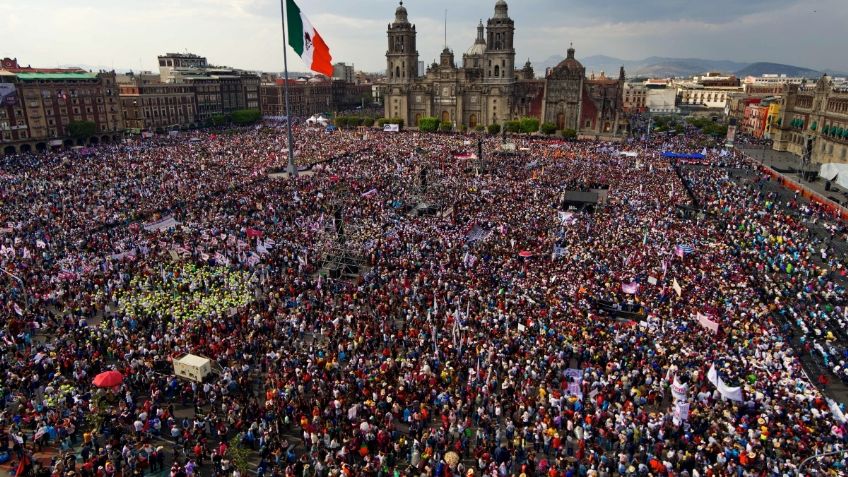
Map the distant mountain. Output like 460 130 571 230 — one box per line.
532 55 835 79
734 62 821 78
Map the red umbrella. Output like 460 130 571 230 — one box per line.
92 370 124 388
518 250 533 258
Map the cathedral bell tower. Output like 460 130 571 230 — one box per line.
484 0 515 82
386 1 418 83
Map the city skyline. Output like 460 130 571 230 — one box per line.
2 0 847 74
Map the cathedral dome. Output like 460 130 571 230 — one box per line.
465 20 486 57
493 0 509 19
465 43 486 57
394 1 409 24
551 46 583 77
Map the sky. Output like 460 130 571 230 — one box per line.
2 0 846 74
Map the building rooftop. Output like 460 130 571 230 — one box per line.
14 72 98 81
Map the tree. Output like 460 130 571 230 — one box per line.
335 117 349 129
228 436 251 475
488 124 501 135
439 121 453 132
540 122 557 135
519 117 540 134
68 120 96 139
475 125 486 132
562 128 577 141
504 120 521 133
231 109 261 125
418 117 440 133
211 114 228 126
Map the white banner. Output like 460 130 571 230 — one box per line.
383 124 400 132
671 378 689 402
143 216 180 232
707 364 744 402
672 278 682 297
673 401 690 423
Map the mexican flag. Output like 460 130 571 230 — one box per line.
287 0 333 77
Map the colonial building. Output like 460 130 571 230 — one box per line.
623 83 647 113
117 73 197 131
773 75 848 164
542 50 627 134
158 52 209 83
259 77 369 118
381 1 624 136
741 97 780 139
156 52 261 120
1 57 124 155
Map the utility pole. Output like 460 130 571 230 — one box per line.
279 0 298 178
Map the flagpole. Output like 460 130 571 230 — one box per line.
280 0 298 178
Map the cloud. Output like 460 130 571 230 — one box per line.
1 0 845 73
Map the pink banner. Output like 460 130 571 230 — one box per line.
696 312 719 334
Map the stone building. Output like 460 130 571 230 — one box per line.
1 57 124 155
542 47 627 135
773 75 848 164
381 1 624 136
382 1 545 130
117 73 197 131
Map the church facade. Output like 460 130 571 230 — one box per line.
382 1 628 137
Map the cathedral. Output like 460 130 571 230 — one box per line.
382 1 628 137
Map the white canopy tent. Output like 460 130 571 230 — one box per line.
819 163 848 190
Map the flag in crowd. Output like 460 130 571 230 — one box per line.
621 282 640 295
675 244 694 258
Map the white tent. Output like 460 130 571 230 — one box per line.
306 114 329 127
819 163 848 190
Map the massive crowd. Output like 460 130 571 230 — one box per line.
1 122 847 477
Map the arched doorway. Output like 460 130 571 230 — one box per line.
3 145 16 155
89 136 99 145
101 135 110 144
76 138 86 146
469 114 477 129
441 111 450 123
63 139 74 148
35 142 47 152
556 113 565 130
415 113 421 127
19 144 32 153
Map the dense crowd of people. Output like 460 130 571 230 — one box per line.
1 122 847 477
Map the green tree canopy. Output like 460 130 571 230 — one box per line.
68 120 96 139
